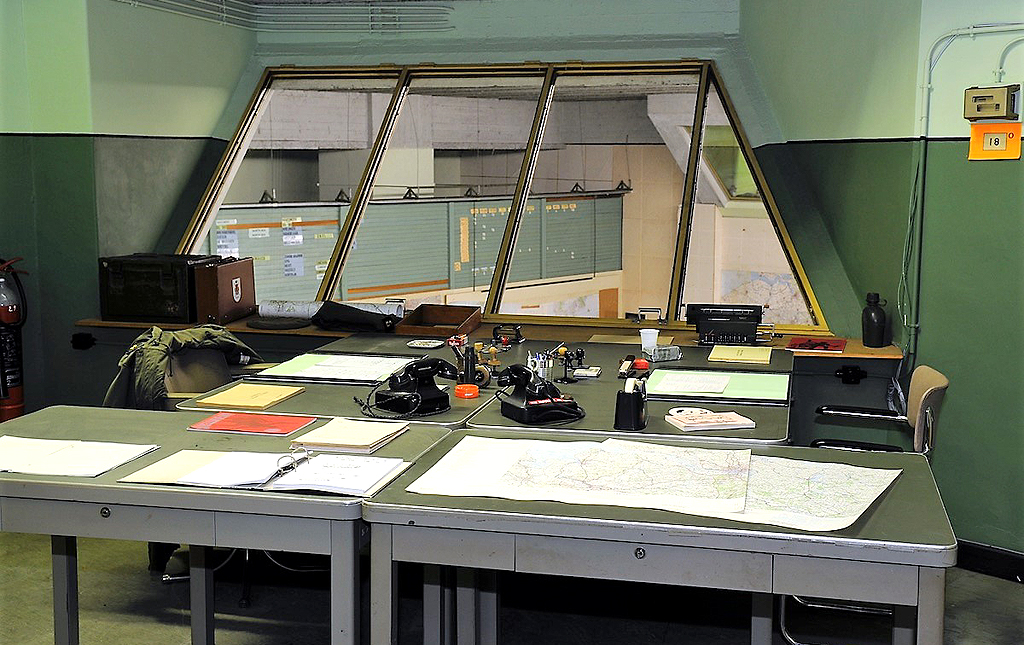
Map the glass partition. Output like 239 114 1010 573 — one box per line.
180 63 826 331
336 75 544 308
197 75 399 301
678 78 816 326
497 72 700 319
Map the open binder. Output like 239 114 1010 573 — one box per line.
121 449 407 497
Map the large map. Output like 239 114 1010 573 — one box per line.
406 436 901 532
499 438 751 514
720 270 814 326
718 455 903 532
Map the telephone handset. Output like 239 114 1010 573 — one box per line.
495 363 553 398
495 364 585 425
387 357 459 391
359 357 459 418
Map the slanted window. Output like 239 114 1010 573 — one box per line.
179 62 826 332
677 76 822 327
333 74 545 309
495 72 699 320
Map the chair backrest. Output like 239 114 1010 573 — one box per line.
164 348 233 396
906 365 949 454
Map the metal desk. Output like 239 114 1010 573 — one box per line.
316 336 791 442
0 406 448 645
364 429 957 645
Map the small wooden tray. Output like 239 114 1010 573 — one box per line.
395 304 482 337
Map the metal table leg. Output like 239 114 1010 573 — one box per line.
750 592 772 645
51 536 79 645
189 545 214 645
331 520 361 645
423 565 453 645
892 567 945 645
370 524 396 645
455 568 477 645
476 570 498 645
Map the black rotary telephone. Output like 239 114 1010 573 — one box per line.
358 357 460 418
495 364 585 425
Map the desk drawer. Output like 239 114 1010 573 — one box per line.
516 535 772 592
1 498 214 543
215 512 332 554
773 555 918 605
393 526 515 570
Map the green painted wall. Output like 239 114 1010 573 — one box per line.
0 136 43 412
741 0 922 142
771 139 916 347
753 144 862 337
916 140 1024 550
918 0 1024 138
1 0 92 133
0 136 98 411
86 0 254 137
0 2 32 131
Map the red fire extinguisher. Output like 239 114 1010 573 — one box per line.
0 257 27 422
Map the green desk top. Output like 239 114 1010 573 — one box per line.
364 428 957 567
0 406 449 520
177 380 492 429
314 334 794 374
466 377 789 444
310 336 792 441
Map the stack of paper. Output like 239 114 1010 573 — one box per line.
664 409 755 431
195 382 305 410
291 418 409 453
0 435 158 477
707 345 772 365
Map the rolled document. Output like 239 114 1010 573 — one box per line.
258 300 324 319
257 299 405 320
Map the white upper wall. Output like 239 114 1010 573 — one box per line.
917 0 1024 138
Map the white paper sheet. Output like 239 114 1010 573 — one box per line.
647 371 731 394
0 435 158 478
258 354 415 383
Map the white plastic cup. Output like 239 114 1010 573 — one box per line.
639 328 658 354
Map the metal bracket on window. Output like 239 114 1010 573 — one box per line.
626 307 666 325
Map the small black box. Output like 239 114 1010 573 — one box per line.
99 253 221 323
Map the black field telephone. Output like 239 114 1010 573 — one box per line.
495 364 585 425
358 357 459 418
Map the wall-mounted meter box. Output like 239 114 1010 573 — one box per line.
964 85 1020 121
